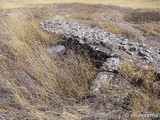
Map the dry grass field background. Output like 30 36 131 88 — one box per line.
0 0 160 9
0 0 160 120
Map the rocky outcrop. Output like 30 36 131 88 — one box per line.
41 19 160 119
41 19 160 65
42 19 159 87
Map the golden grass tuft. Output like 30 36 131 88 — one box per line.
120 60 160 116
120 60 157 95
143 22 159 37
93 19 137 39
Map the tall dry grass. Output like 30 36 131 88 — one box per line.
0 10 96 119
120 60 160 115
0 3 159 119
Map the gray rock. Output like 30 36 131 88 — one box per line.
41 21 53 31
47 45 66 56
90 72 108 94
41 19 160 65
129 46 137 52
90 72 132 94
101 58 121 72
138 49 153 61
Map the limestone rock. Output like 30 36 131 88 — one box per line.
101 58 121 72
47 45 66 56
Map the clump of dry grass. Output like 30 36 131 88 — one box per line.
127 90 160 118
52 50 96 101
119 60 160 116
120 60 158 95
93 19 138 39
143 22 159 37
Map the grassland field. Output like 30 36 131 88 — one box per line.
0 0 160 9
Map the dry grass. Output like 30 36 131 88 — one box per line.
93 19 138 39
0 10 96 119
0 2 159 120
125 10 160 23
120 60 156 93
66 7 142 41
65 4 159 43
120 60 160 117
0 0 159 9
143 22 159 37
